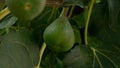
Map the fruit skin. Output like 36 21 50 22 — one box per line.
5 0 46 20
43 16 75 52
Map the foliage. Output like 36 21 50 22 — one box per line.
0 0 120 68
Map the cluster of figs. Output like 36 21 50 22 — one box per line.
6 0 75 52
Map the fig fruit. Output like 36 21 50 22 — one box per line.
43 16 75 52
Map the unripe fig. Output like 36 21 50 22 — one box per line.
43 16 75 52
5 0 46 20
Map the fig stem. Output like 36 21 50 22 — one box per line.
59 7 69 17
47 6 58 23
0 7 10 20
84 0 94 45
68 5 75 18
59 7 65 17
35 42 46 68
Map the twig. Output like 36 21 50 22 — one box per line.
84 0 95 45
0 7 10 20
35 42 46 68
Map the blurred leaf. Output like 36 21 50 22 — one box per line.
55 58 64 68
95 0 101 4
89 0 120 44
64 0 90 8
63 0 120 67
0 14 17 29
0 0 6 11
0 29 8 35
62 45 93 68
72 12 85 28
41 48 56 68
72 25 81 44
88 0 120 67
0 29 39 68
88 37 120 68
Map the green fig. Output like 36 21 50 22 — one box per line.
43 16 75 52
5 0 46 20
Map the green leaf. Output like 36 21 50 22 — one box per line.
89 0 120 44
88 37 120 68
0 29 39 68
63 0 120 67
88 0 120 68
0 14 17 29
62 45 93 68
72 12 85 28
